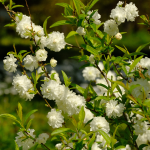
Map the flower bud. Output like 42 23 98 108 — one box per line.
50 58 57 68
115 33 122 40
89 54 95 64
76 27 86 35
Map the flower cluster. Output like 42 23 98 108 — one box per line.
104 1 139 36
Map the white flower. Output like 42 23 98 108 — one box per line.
98 62 104 71
104 19 119 36
50 58 57 68
90 116 110 133
32 24 44 37
47 109 64 128
15 129 35 150
12 74 35 101
23 55 38 71
133 120 148 135
82 67 100 81
37 67 46 75
107 71 117 81
96 78 108 95
139 57 150 69
125 2 139 21
36 133 49 144
55 143 62 150
128 78 150 100
110 6 126 25
91 142 101 150
145 67 150 79
117 1 124 7
89 54 95 64
106 100 124 118
16 15 33 39
36 49 47 61
3 54 17 72
115 33 122 40
41 80 61 100
136 130 150 148
96 134 107 148
76 27 86 35
92 11 101 25
87 10 101 25
43 31 66 52
84 108 94 124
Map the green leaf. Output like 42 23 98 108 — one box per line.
56 3 70 8
10 0 12 8
88 0 99 10
15 141 19 150
79 106 85 123
115 145 126 149
32 72 37 91
88 133 96 149
98 130 111 145
135 42 150 59
71 83 85 94
129 55 143 72
0 114 22 126
17 103 22 122
73 0 80 15
115 45 129 54
75 141 84 150
18 50 27 55
143 99 150 107
50 20 72 28
62 71 71 87
43 16 50 36
26 119 33 130
51 128 75 136
111 81 128 90
81 44 98 55
12 5 24 9
66 31 78 39
24 109 38 125
4 23 16 27
112 125 120 148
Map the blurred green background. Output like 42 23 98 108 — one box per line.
0 0 150 149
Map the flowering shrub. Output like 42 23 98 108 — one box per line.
1 0 150 149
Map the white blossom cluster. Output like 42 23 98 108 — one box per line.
128 78 150 100
15 14 44 39
87 10 101 25
41 80 86 116
12 74 35 100
15 129 49 150
82 62 104 81
15 14 66 52
104 1 139 36
3 54 17 72
15 129 36 150
39 31 66 52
